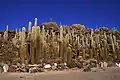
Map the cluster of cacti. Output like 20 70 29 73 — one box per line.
0 18 120 66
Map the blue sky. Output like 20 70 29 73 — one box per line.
0 0 120 30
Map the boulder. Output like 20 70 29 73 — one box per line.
44 64 51 69
3 64 9 72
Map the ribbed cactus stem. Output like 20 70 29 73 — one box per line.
103 39 108 59
67 45 72 64
98 44 102 61
35 26 41 63
32 26 37 41
0 34 1 41
3 31 8 41
96 34 100 43
91 28 93 37
91 36 94 47
113 35 117 45
6 25 8 31
21 27 26 45
110 34 115 53
3 25 9 41
20 27 26 63
60 25 63 40
63 36 69 62
34 18 38 26
104 33 107 40
82 36 86 59
28 21 32 32
41 25 45 43
116 42 119 49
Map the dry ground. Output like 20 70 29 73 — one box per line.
0 67 120 80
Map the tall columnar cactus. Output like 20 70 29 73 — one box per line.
67 45 72 64
51 30 55 42
35 26 41 63
41 25 45 43
95 34 100 48
0 34 1 41
19 27 26 64
116 42 119 49
34 18 38 26
60 25 63 40
28 21 32 32
102 32 108 59
103 39 108 60
21 27 26 45
110 34 115 54
6 25 8 31
41 25 45 59
2 18 119 65
63 35 69 62
3 25 8 42
29 18 41 64
59 25 63 59
82 36 86 59
113 35 117 46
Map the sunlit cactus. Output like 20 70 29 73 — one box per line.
0 17 120 68
110 34 115 54
3 31 8 42
19 27 27 64
67 45 72 64
63 35 69 62
41 25 45 43
113 35 117 45
21 27 26 44
0 34 1 41
103 39 108 60
28 21 32 32
82 36 86 59
60 25 63 41
3 25 9 41
35 26 41 63
34 18 38 26
6 25 8 31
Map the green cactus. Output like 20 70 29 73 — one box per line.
35 26 41 64
28 21 32 32
19 27 26 64
0 34 1 41
67 45 72 64
3 25 9 42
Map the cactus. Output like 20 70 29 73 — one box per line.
67 45 72 64
103 39 108 60
28 21 32 32
19 27 26 64
35 26 41 63
1 17 120 67
3 25 8 42
0 34 2 41
59 25 63 59
82 36 86 59
110 34 115 54
63 35 68 62
60 25 63 40
34 18 38 26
